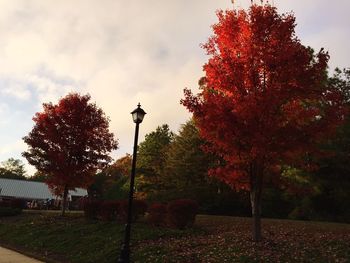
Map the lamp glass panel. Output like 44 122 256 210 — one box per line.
132 112 139 123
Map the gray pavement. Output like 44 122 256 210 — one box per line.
0 246 43 263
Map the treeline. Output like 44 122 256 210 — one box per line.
0 158 27 180
0 158 46 182
88 121 250 216
90 116 350 223
3 116 350 221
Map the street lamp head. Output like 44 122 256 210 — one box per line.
131 103 146 124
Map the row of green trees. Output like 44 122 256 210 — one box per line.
136 122 250 216
0 158 27 180
88 121 239 214
137 122 215 197
0 158 47 182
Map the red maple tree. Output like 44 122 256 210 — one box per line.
182 4 346 241
23 93 118 215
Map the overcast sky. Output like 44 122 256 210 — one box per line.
0 0 349 176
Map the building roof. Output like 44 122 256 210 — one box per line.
0 178 87 200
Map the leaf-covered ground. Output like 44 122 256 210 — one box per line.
134 216 350 263
0 212 349 262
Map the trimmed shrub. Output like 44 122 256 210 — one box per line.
99 200 119 221
167 199 198 229
83 199 102 220
148 203 167 226
0 199 24 216
0 207 22 217
133 199 148 218
10 199 26 209
119 199 148 222
0 200 11 208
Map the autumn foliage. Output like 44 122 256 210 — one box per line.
182 4 346 240
23 93 118 215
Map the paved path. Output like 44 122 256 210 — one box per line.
0 246 43 263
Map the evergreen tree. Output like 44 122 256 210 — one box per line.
165 120 213 189
137 124 173 195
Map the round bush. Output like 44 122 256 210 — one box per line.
119 199 148 222
99 200 119 221
148 203 167 226
82 199 102 220
167 199 198 229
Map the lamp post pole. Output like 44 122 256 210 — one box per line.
118 103 146 263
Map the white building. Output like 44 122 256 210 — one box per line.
0 178 87 202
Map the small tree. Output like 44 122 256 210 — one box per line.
23 93 118 215
182 4 346 241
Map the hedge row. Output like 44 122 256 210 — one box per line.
82 199 147 222
0 207 22 217
82 198 198 229
0 199 25 209
0 200 24 217
148 199 198 229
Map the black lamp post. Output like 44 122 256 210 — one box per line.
118 103 146 263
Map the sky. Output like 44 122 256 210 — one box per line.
0 0 349 176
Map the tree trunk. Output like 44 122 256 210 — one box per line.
61 185 68 216
250 186 262 241
249 161 263 242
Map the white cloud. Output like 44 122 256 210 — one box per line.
0 103 10 127
1 84 31 101
0 140 26 156
26 74 76 105
0 103 9 114
2 33 49 72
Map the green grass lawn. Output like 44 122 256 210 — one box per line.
0 212 349 262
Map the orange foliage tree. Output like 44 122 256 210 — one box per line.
23 93 118 215
182 4 346 241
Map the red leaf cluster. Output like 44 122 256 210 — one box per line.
181 5 346 190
